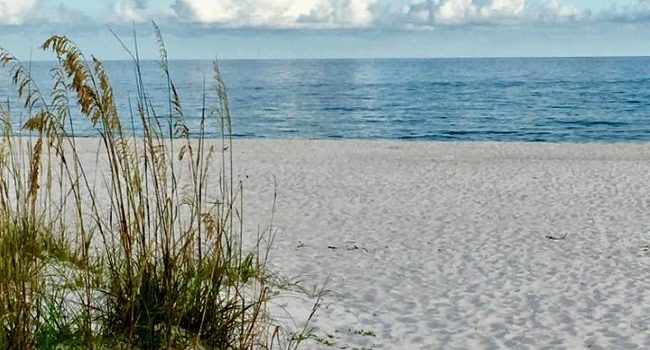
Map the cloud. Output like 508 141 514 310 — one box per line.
5 0 647 30
0 0 91 27
112 0 175 23
113 0 148 22
602 0 650 22
171 0 379 28
0 0 38 25
434 0 526 24
534 0 582 22
398 0 526 26
166 0 591 29
393 0 585 27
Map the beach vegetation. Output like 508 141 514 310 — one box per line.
0 25 319 349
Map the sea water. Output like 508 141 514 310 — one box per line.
1 57 649 142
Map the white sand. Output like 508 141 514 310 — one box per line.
227 140 650 350
66 139 649 349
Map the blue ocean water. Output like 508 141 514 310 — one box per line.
1 57 649 142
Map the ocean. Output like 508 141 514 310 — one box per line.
1 57 649 142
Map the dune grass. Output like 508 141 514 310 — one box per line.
0 27 319 349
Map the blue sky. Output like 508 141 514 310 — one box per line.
1 0 649 59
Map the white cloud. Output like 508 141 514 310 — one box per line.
0 0 91 26
7 0 642 29
436 0 524 24
398 0 586 27
167 0 591 28
112 0 175 23
114 0 148 22
0 0 38 25
172 0 379 28
172 0 237 23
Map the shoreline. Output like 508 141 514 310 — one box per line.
17 133 650 145
25 136 650 162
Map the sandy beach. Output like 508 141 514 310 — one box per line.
61 138 650 349
3 6 650 348
211 140 649 349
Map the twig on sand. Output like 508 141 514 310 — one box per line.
545 233 569 241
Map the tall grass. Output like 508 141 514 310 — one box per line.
0 27 318 349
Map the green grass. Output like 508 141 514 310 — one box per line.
0 25 321 349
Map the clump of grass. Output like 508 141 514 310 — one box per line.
0 111 77 349
0 25 320 349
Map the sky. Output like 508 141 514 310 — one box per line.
0 0 649 60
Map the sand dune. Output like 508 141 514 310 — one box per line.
226 140 650 349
